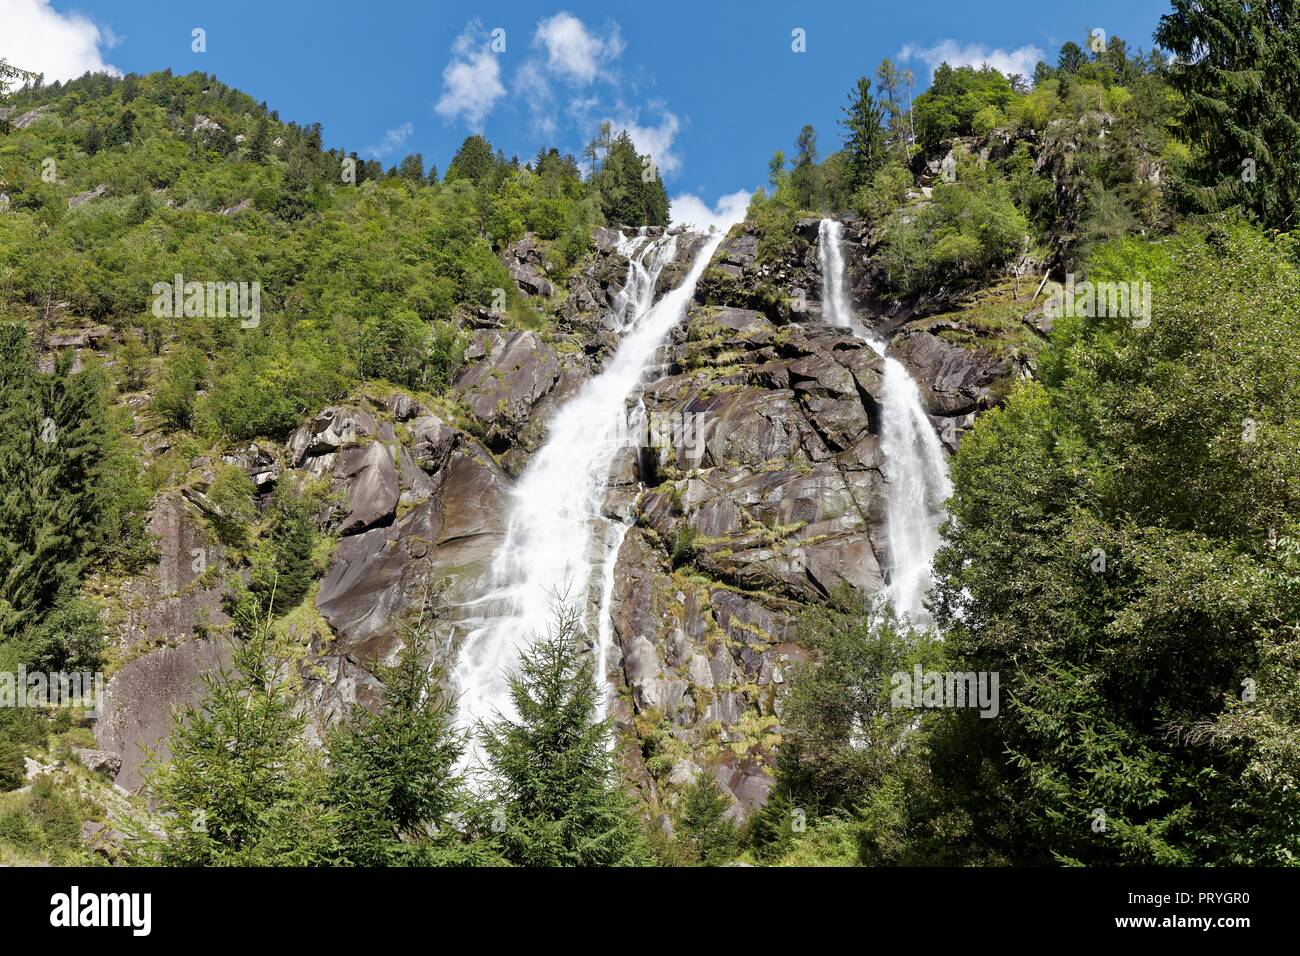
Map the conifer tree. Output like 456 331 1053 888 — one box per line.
326 586 495 866
842 79 888 193
479 599 647 866
132 604 335 866
1156 0 1300 229
0 327 109 637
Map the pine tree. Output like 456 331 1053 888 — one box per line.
674 776 740 866
130 606 334 866
0 328 109 637
326 588 494 866
842 79 888 193
479 599 647 866
1155 0 1300 229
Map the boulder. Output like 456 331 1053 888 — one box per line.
73 749 123 779
67 184 109 210
288 405 377 465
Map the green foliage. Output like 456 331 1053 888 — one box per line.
673 776 740 866
203 463 257 548
841 77 889 193
0 736 23 792
326 596 494 866
912 64 1014 150
774 600 934 813
593 130 669 227
0 326 130 640
851 162 912 223
790 125 823 211
11 599 105 673
131 607 335 866
1156 0 1300 230
248 487 316 613
479 599 648 866
926 225 1300 865
879 154 1027 297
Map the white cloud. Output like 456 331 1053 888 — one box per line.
519 13 623 139
0 0 120 83
532 12 623 85
364 122 413 160
898 39 1045 81
608 107 682 176
435 21 506 131
670 188 752 232
515 59 557 138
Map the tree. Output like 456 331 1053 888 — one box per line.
791 124 822 209
1057 41 1087 74
398 152 425 182
673 776 739 866
767 150 786 190
478 598 647 866
874 59 907 158
1156 0 1300 229
841 78 889 192
359 309 427 387
594 130 669 227
327 587 493 866
0 327 110 638
247 116 270 162
773 597 934 814
248 489 316 614
583 120 613 177
927 226 1300 865
130 606 335 866
446 134 496 185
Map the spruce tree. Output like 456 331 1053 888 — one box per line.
131 606 334 866
479 599 647 866
842 79 888 193
674 776 740 866
1155 0 1300 229
0 327 109 637
326 590 494 866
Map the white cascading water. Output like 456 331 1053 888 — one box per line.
818 218 952 622
453 228 726 746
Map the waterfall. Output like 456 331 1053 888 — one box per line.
452 228 727 746
817 218 952 623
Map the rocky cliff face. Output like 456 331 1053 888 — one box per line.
92 218 1026 817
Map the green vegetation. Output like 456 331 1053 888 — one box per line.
479 599 648 866
326 597 496 866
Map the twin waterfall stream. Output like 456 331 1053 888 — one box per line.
452 220 950 750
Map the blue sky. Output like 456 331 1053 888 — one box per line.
3 0 1172 225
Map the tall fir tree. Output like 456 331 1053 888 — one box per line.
326 584 495 866
478 599 647 866
842 78 889 192
1156 0 1300 229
